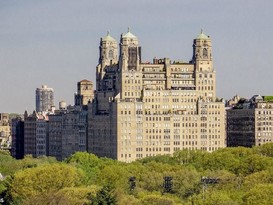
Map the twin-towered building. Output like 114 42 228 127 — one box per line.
15 29 272 163
12 30 226 161
88 29 226 162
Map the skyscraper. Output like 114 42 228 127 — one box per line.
88 30 226 162
35 85 54 112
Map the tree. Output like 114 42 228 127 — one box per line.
8 163 84 203
243 184 273 205
138 194 176 205
91 185 117 205
21 186 98 205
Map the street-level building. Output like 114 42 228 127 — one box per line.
88 30 226 162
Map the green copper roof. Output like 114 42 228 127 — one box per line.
123 27 137 38
102 31 116 42
196 29 209 39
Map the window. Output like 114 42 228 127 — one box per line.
109 50 114 58
203 48 208 58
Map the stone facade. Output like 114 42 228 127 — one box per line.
75 79 94 106
88 30 226 162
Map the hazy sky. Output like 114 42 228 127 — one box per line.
1 0 273 113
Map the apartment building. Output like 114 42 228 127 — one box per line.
88 30 226 162
227 95 273 147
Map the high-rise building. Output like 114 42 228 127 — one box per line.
36 85 54 112
23 110 48 157
48 108 88 161
227 95 273 147
74 80 94 106
11 117 24 159
88 30 226 162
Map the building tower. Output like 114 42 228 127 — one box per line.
36 85 54 112
96 32 118 91
191 30 216 101
119 28 142 99
74 79 94 106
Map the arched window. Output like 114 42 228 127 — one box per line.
203 48 208 58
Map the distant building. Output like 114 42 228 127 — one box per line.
36 85 54 112
11 117 24 159
227 95 273 147
0 113 11 149
48 114 62 160
48 107 88 160
88 30 226 162
36 115 48 156
11 82 89 160
24 111 48 157
226 94 241 107
74 80 94 106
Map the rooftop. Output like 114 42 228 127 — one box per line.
102 31 116 42
122 28 137 39
196 29 209 40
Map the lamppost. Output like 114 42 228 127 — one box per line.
201 176 219 201
129 176 136 192
163 176 173 194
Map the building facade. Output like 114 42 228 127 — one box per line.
227 95 273 147
23 111 48 157
36 85 54 112
48 107 88 161
11 117 24 159
88 30 226 162
0 113 11 149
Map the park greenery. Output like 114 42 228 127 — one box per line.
1 144 273 204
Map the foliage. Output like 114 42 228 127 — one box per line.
137 194 176 205
8 163 84 203
243 184 273 205
2 143 273 204
91 185 117 205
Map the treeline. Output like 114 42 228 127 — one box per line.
1 144 273 204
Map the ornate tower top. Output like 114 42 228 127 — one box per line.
191 30 212 63
196 29 210 40
122 27 137 39
101 31 117 42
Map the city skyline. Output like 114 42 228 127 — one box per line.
1 0 273 113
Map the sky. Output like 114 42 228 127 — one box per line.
1 0 273 113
